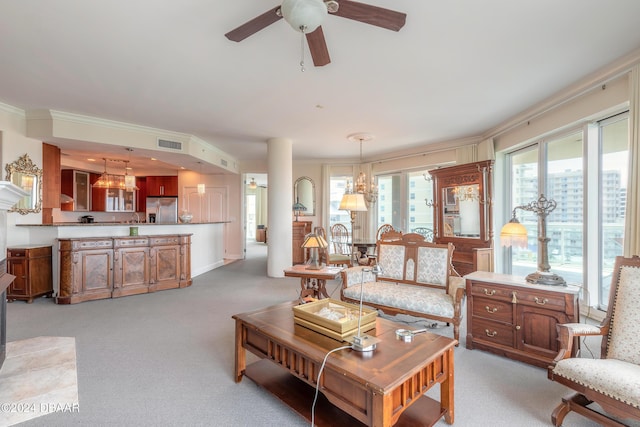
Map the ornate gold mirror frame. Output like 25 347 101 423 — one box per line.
4 153 42 215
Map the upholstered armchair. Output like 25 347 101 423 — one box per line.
547 255 640 426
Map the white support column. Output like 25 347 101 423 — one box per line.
267 137 293 277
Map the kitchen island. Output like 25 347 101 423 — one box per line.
14 222 228 298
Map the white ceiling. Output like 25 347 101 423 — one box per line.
1 0 640 176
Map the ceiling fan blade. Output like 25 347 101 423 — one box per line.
332 0 406 32
225 6 282 42
306 27 331 67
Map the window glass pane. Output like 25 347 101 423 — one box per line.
407 170 434 233
377 174 402 231
329 175 352 233
600 116 628 307
509 146 538 276
547 132 584 286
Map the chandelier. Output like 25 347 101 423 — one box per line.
93 151 139 191
346 133 378 205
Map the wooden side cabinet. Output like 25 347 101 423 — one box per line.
57 238 114 304
430 160 494 275
113 237 150 298
465 271 580 368
57 234 192 304
6 246 53 303
292 221 312 265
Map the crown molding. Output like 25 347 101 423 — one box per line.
484 47 640 140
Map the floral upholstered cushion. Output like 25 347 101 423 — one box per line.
552 358 640 410
607 265 640 365
343 281 455 318
377 244 405 280
416 246 449 286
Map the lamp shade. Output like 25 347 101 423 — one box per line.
339 193 368 212
302 233 328 249
197 183 205 194
500 219 528 248
281 0 327 33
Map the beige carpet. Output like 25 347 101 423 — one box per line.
0 336 78 427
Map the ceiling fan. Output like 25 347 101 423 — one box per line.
225 0 407 67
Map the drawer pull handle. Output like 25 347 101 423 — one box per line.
485 306 498 313
485 329 497 337
483 288 496 296
534 297 548 306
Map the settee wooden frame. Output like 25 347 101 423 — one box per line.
340 232 465 342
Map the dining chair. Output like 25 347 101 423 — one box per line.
411 227 434 242
328 223 352 267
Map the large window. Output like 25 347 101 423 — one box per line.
504 112 628 311
376 170 434 233
328 174 352 233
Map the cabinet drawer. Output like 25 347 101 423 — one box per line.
472 317 514 347
469 282 513 302
472 297 512 322
71 239 113 250
149 236 180 246
114 238 149 248
7 249 26 258
514 290 566 311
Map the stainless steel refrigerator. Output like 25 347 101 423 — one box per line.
146 196 178 223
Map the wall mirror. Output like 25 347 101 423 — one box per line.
294 176 315 216
4 153 42 215
442 184 481 238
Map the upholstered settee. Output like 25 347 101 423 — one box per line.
340 233 465 343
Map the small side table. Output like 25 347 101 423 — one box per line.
283 265 344 299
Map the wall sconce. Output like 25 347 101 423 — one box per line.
423 172 435 207
301 232 328 270
500 194 566 286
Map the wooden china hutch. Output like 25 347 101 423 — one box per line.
429 160 494 276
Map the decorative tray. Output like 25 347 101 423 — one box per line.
293 298 377 341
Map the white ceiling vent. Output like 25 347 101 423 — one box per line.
157 139 183 151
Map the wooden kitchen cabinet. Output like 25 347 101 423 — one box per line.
61 169 91 212
57 238 114 304
292 221 312 265
145 176 178 196
57 234 191 304
113 237 150 297
149 235 181 291
465 271 580 368
6 246 53 303
430 160 494 275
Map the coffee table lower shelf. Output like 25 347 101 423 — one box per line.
244 359 446 427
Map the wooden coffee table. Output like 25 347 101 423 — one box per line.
283 265 344 299
234 301 457 426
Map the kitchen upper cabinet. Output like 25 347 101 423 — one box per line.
146 176 178 196
91 187 136 212
61 170 91 212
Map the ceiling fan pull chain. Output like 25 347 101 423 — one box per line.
299 25 306 72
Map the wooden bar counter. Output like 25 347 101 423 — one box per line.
57 234 191 304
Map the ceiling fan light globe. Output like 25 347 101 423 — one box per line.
281 0 327 33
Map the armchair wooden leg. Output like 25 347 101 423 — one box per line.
551 396 572 427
